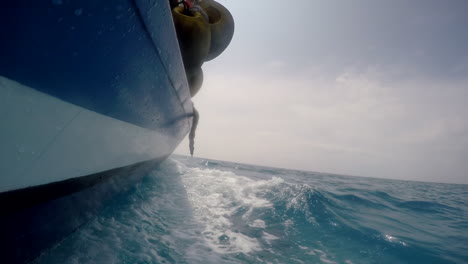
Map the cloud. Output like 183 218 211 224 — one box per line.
175 63 468 183
265 60 284 70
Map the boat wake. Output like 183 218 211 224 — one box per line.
33 156 468 264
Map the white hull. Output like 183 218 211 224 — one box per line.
0 76 182 193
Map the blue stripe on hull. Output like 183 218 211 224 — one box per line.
0 0 192 138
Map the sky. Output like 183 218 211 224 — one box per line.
175 0 468 184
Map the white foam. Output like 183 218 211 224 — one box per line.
262 232 279 242
298 246 337 263
249 219 266 228
299 245 316 256
313 248 336 264
291 258 306 264
384 234 408 246
284 219 294 228
179 162 284 254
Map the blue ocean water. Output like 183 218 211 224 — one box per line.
34 155 468 264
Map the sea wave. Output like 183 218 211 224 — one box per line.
34 156 468 264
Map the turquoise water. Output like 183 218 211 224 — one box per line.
34 156 468 263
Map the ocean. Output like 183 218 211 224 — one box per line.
33 155 468 264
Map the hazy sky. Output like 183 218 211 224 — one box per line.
175 0 468 184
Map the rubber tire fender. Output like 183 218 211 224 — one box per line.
172 6 211 68
199 0 235 61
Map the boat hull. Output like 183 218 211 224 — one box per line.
0 0 192 261
0 158 164 263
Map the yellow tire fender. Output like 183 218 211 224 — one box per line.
199 0 235 61
186 66 203 97
172 6 211 68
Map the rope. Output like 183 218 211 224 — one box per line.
189 105 199 156
189 5 209 21
175 0 208 20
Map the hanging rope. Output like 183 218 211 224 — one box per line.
189 105 199 156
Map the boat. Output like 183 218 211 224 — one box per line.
0 0 233 262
